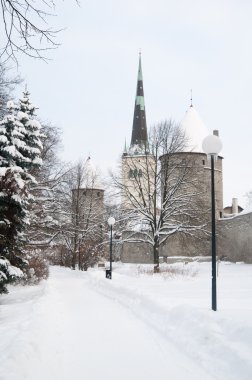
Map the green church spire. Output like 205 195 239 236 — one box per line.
130 53 148 150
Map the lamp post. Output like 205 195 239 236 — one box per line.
106 217 115 279
202 134 222 311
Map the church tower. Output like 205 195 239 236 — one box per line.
121 54 155 209
130 53 148 152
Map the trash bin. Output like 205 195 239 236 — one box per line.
105 269 112 279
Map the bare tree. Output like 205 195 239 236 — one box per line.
0 0 79 62
27 122 69 246
58 159 105 270
112 120 209 272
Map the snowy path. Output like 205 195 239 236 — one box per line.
0 267 212 380
1 264 252 380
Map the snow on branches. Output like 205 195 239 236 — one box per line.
0 90 43 292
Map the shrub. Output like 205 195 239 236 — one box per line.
22 250 49 284
0 256 24 293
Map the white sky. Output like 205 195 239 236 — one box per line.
12 0 252 208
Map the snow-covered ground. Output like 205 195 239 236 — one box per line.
0 262 252 380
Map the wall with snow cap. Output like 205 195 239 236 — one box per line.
218 211 252 263
121 208 252 263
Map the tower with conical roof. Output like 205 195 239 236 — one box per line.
179 104 223 219
159 103 224 257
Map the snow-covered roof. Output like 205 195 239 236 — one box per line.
81 157 103 190
180 106 209 153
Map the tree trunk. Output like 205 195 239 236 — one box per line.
153 235 160 273
72 237 77 270
72 251 76 270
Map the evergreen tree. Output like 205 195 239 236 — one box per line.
0 100 36 293
17 90 43 170
17 92 59 246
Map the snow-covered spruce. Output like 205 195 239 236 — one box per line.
17 90 43 169
0 257 23 293
0 94 43 293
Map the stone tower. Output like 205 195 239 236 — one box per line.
72 157 105 233
159 104 224 257
179 104 223 219
121 54 155 209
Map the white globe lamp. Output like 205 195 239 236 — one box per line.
107 217 115 226
202 135 222 155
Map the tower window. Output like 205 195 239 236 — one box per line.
129 169 134 178
202 160 205 165
97 192 100 197
129 168 143 178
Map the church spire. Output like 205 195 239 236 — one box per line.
130 53 148 150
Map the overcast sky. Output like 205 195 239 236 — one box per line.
12 0 252 208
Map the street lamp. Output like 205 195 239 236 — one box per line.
202 134 222 311
106 217 115 279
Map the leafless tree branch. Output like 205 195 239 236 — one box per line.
0 1 79 63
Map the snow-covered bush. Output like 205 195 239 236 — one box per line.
0 256 24 293
22 250 49 284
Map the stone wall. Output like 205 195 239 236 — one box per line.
217 212 252 263
120 213 252 264
121 231 153 263
121 229 210 263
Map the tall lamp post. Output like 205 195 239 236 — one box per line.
202 134 222 311
106 217 115 279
